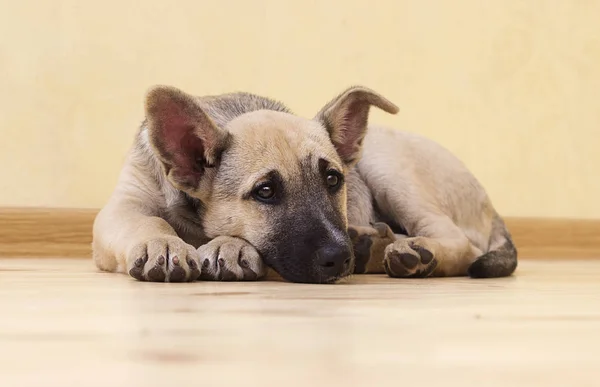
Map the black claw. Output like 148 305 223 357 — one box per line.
241 267 258 281
199 270 215 281
169 266 187 282
189 268 201 281
218 266 237 281
129 266 145 281
187 258 197 269
157 256 166 265
147 265 166 282
202 259 210 268
134 258 144 267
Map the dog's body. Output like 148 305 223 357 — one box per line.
92 85 517 283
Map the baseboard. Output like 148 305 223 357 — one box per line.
0 207 599 259
504 217 600 259
0 208 97 258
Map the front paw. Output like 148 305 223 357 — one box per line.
197 236 267 281
127 236 201 282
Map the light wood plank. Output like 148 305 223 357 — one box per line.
0 259 598 387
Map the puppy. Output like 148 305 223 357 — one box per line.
92 85 516 283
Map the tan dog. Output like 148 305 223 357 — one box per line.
92 85 517 283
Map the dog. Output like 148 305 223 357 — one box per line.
92 85 517 284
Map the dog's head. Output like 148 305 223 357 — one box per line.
144 85 398 283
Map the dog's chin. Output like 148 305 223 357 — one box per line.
268 262 354 284
319 272 351 285
327 264 354 284
281 273 346 284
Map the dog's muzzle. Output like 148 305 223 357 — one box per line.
313 244 354 283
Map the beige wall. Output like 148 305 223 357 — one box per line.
1 0 598 218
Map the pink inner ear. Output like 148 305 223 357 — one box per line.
155 98 206 185
334 100 369 162
334 130 358 160
157 100 194 153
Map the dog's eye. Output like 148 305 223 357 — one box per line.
327 174 339 187
326 170 343 191
253 183 276 202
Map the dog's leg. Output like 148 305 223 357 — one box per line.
92 157 203 282
95 200 266 282
347 170 400 274
354 125 517 278
352 214 517 279
93 197 201 283
196 236 268 281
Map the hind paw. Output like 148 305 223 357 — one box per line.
384 237 438 278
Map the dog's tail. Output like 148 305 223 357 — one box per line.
467 215 518 278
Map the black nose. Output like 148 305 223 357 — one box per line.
316 244 352 277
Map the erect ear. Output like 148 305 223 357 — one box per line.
314 86 399 165
145 85 230 191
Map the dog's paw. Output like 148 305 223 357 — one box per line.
348 222 396 274
127 236 201 282
348 227 373 274
197 236 267 281
384 237 438 278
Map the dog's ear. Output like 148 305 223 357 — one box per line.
145 85 230 190
314 86 398 165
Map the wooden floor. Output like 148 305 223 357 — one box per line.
1 259 599 387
